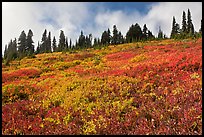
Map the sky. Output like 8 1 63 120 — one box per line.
2 2 202 55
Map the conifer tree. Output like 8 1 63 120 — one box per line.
118 31 124 44
36 41 40 54
187 9 194 35
65 37 69 50
58 30 66 51
47 31 52 53
199 19 202 33
101 30 109 45
27 29 34 55
41 29 47 53
142 24 148 40
18 30 27 58
126 23 142 43
69 39 72 49
4 45 8 60
52 36 57 52
78 31 85 49
181 11 187 34
107 28 111 44
93 38 98 47
112 25 119 45
170 16 177 38
12 38 18 59
147 30 155 40
158 26 163 39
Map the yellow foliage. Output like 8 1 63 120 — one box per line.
130 54 147 63
81 120 97 135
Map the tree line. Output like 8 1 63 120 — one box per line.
170 9 202 39
3 9 202 65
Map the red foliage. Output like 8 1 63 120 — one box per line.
74 53 95 60
2 68 41 83
105 51 135 61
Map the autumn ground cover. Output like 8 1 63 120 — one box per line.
2 38 202 135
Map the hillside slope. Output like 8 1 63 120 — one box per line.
2 38 202 135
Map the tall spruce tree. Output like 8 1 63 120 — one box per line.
27 29 34 55
142 24 148 40
101 30 109 45
41 29 47 53
112 25 120 45
47 31 52 53
126 23 142 43
58 30 66 51
170 16 177 38
181 11 187 34
199 19 202 33
65 37 69 50
69 39 72 49
18 30 27 58
78 31 85 49
107 28 111 44
12 38 18 59
158 26 163 39
52 36 57 52
187 9 194 35
93 38 98 47
4 45 8 59
118 31 124 44
36 41 40 54
147 30 155 40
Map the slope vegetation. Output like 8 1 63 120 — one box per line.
2 38 202 135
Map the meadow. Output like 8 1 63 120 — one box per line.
2 38 202 135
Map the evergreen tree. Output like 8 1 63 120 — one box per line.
85 35 89 48
199 19 202 33
5 39 18 64
93 38 98 47
118 31 124 44
65 37 69 50
112 25 119 45
75 40 78 49
158 26 163 39
58 30 66 51
4 45 8 59
78 31 85 49
5 40 13 64
12 38 18 59
88 34 92 48
170 16 177 38
47 31 52 53
27 29 34 55
18 30 27 58
187 9 194 35
175 23 180 35
52 36 57 52
69 39 72 49
101 30 109 45
142 24 148 40
181 11 187 34
97 38 101 46
36 41 40 54
147 30 155 40
107 28 111 44
126 23 142 43
41 29 47 53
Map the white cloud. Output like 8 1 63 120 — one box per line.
2 2 202 55
141 2 202 36
2 2 91 54
94 2 202 37
94 10 142 36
